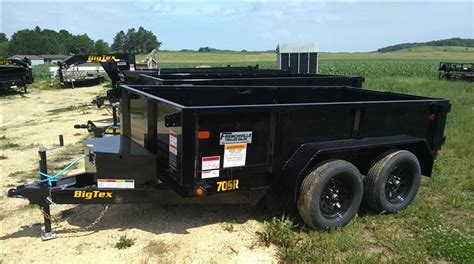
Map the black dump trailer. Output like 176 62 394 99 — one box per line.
0 59 33 93
138 65 272 74
121 70 365 88
133 65 282 75
140 75 365 87
438 62 473 82
83 66 364 137
8 84 450 239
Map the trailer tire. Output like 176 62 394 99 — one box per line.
364 150 421 213
298 160 363 229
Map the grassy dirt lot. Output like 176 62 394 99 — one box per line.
1 48 473 263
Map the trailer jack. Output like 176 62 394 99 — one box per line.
40 203 56 241
38 148 57 240
11 137 80 241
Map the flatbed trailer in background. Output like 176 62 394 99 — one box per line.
438 62 473 82
57 53 136 88
8 83 449 240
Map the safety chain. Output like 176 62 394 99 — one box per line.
38 204 111 232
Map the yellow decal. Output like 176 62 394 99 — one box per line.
104 127 121 134
217 180 239 192
0 60 13 65
87 55 116 62
224 144 246 150
73 190 112 199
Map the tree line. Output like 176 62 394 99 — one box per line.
111 27 161 53
0 26 161 58
377 38 474 52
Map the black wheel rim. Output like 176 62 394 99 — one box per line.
385 162 413 204
319 174 354 219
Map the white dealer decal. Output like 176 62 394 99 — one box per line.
219 131 252 145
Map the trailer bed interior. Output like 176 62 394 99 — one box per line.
129 85 443 107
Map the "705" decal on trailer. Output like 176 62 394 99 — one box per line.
216 180 239 192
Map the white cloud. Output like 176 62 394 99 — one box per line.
152 3 176 14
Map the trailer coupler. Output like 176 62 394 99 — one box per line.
74 120 120 138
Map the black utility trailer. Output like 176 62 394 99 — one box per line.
0 59 33 93
8 84 450 239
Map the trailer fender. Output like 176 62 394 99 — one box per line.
281 135 434 202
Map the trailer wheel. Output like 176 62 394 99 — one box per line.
364 150 421 213
298 160 363 229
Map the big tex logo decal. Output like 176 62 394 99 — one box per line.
74 190 112 200
87 55 116 62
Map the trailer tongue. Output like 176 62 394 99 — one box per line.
8 84 450 240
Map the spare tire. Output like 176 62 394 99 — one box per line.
364 150 421 213
298 160 363 229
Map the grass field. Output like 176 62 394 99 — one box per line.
27 47 474 262
144 47 474 263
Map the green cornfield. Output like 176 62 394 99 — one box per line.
160 59 448 79
319 59 440 78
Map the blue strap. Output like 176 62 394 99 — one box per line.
38 154 87 186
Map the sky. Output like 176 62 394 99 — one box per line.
1 0 473 52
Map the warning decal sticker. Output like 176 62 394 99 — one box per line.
202 156 220 170
202 169 219 179
169 131 178 155
220 131 252 145
223 143 247 168
169 131 178 170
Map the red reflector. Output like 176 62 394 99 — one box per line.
197 131 210 139
428 114 436 121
